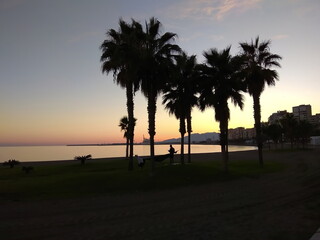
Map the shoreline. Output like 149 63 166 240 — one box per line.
12 150 258 166
4 146 320 166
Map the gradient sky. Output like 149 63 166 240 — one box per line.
1 0 319 145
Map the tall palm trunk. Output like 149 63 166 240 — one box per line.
147 92 157 174
126 83 134 171
126 138 129 159
253 94 263 167
179 117 186 164
186 112 192 163
219 119 228 173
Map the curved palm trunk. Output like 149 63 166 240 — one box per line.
186 112 192 163
253 94 263 167
179 117 186 164
147 93 157 174
126 83 135 171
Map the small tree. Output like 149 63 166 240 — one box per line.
280 113 298 149
119 116 136 159
263 122 282 149
3 159 20 168
74 154 92 165
296 120 313 149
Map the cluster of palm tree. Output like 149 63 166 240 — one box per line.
263 113 316 149
100 17 282 172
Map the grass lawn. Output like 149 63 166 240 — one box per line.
0 157 285 201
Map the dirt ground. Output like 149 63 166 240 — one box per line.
1 150 320 240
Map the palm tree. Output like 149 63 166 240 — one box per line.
162 86 186 164
198 47 245 173
138 17 181 172
239 36 282 167
100 19 142 170
280 113 297 149
163 52 198 164
119 116 137 159
179 53 199 164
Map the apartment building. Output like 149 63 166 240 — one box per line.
293 104 312 121
268 110 288 124
228 127 256 140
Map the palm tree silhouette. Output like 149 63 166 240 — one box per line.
138 17 181 172
199 47 245 172
163 52 198 164
119 116 137 159
100 19 141 170
239 37 282 167
280 113 297 149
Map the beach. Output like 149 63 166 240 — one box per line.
1 150 320 240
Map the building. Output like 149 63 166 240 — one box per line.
228 127 256 140
310 114 320 125
293 104 312 122
268 110 288 124
243 128 256 139
228 127 244 140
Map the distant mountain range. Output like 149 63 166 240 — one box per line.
159 132 219 144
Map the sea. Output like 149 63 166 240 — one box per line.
0 144 257 162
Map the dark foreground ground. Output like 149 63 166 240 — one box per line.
1 150 320 240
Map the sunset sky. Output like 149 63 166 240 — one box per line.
1 0 319 146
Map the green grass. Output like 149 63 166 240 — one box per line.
0 158 285 202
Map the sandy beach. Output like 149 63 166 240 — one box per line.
1 149 320 240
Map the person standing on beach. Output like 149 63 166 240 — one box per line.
168 145 177 164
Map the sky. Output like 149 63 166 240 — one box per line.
1 0 319 146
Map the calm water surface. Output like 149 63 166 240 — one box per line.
0 144 257 162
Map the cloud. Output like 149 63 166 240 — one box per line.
166 0 262 21
272 34 289 40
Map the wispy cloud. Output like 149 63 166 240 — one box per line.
166 0 262 21
272 34 289 40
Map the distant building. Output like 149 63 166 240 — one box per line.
268 110 288 124
229 127 244 140
243 128 256 139
142 135 150 144
311 113 320 125
228 127 256 140
293 104 312 122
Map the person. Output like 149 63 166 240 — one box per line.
168 145 177 164
135 155 145 168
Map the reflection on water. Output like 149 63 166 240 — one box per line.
0 144 257 162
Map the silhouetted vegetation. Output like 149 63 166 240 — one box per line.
119 116 136 159
198 47 245 172
3 159 20 168
22 166 34 174
74 154 92 165
101 18 283 172
100 19 141 171
262 113 316 150
163 52 199 164
239 37 282 167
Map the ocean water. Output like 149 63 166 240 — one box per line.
0 144 257 162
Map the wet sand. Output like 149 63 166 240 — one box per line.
1 150 320 240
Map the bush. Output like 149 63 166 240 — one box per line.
74 154 92 165
3 159 20 168
22 166 34 174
